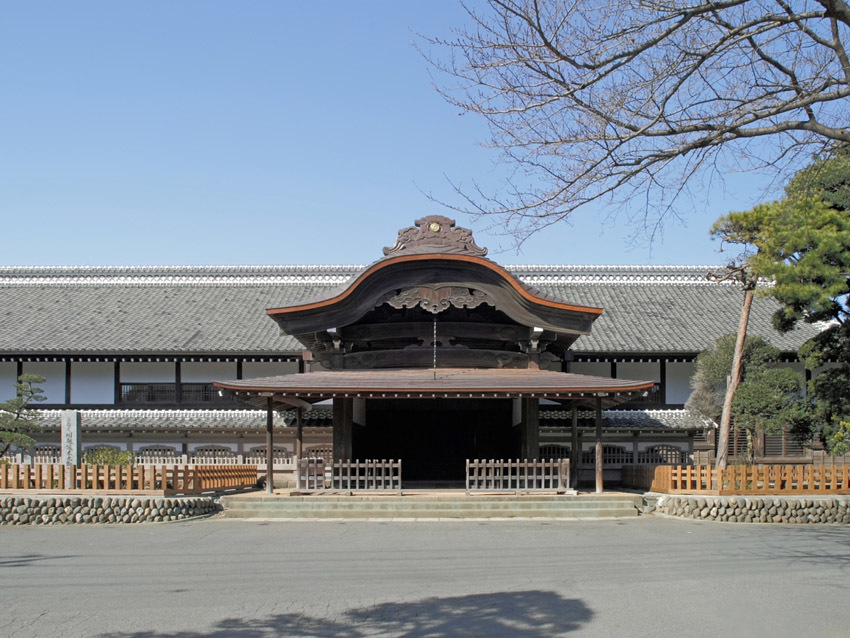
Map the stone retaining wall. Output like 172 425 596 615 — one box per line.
0 495 220 525
645 494 850 524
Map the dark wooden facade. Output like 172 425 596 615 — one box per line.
217 217 655 490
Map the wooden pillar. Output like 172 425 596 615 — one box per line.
175 360 182 405
595 396 603 494
570 405 579 486
333 397 353 461
64 359 72 405
295 407 303 491
295 407 303 460
632 431 640 465
520 398 539 459
265 397 274 494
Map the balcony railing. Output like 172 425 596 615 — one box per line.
118 383 239 406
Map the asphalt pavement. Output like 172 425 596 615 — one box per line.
2 515 849 637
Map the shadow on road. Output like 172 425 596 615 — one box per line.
0 553 74 568
102 590 593 637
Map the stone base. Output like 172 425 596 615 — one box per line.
644 493 850 524
0 495 220 525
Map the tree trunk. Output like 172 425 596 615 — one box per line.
716 287 755 470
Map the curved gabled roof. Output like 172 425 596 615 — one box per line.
266 252 603 337
266 216 603 340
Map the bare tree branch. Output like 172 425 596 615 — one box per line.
424 0 850 241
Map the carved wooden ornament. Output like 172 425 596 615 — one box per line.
385 285 494 314
382 215 488 257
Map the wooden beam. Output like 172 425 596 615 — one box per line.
272 395 313 411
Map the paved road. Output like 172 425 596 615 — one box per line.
2 516 849 638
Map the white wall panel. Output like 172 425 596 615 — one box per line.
666 361 695 405
242 361 298 379
120 362 175 383
22 362 65 403
71 362 114 404
617 361 660 383
0 363 17 401
182 362 237 382
570 362 611 378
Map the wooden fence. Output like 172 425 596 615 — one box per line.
0 464 258 495
622 464 850 495
297 459 402 493
6 452 299 470
466 459 571 493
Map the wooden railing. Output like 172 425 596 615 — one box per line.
622 464 850 495
297 459 402 493
0 464 258 495
466 459 570 493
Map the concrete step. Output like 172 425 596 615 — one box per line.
220 493 641 519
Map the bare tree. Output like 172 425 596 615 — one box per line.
426 1 850 240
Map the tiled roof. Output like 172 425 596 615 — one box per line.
217 368 654 399
34 407 703 432
35 408 332 431
0 265 822 355
540 408 713 431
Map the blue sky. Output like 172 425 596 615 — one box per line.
1 1 786 267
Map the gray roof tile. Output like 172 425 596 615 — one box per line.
0 265 823 355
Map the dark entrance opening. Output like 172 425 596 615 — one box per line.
353 398 515 485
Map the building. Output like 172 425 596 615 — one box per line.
0 216 826 486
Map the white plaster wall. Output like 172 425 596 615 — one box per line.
182 362 237 382
0 362 16 401
71 362 114 404
120 362 175 383
22 362 65 403
617 361 660 382
665 361 695 405
242 361 298 379
571 362 611 377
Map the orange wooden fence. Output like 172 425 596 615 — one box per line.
621 464 850 495
0 464 257 495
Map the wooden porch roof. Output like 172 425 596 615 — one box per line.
214 368 655 409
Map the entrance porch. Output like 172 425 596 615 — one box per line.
215 367 655 494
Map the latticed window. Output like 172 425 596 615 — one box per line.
305 446 333 463
33 445 61 461
247 446 291 460
137 445 178 458
540 445 571 460
192 445 236 459
638 445 685 464
581 445 631 465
